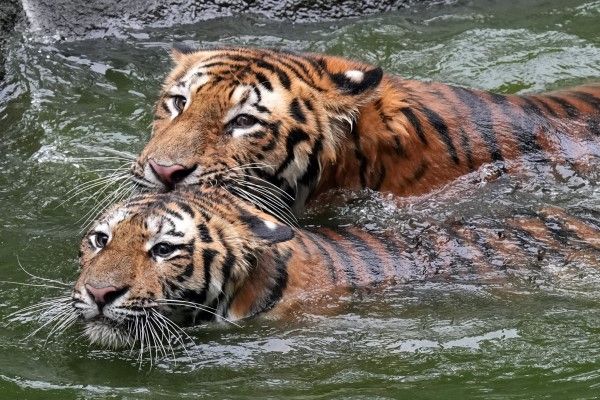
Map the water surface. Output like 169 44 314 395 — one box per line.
1 0 599 398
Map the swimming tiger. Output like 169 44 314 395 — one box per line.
130 47 600 215
72 186 599 347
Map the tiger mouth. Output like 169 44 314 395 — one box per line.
84 318 135 348
81 307 195 349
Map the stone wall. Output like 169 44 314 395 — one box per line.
20 0 420 40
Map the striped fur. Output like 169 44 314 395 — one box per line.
73 187 600 346
130 47 600 215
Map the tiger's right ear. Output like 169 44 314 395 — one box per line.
170 44 197 63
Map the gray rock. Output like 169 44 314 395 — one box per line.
20 0 425 40
0 0 22 81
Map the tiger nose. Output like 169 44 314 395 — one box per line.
85 284 128 310
148 159 195 188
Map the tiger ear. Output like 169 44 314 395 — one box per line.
329 67 384 96
170 43 197 63
241 214 295 244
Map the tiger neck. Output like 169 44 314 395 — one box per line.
224 244 295 320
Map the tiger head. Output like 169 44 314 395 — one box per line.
72 187 294 348
131 47 383 212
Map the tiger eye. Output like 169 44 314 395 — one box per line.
93 232 109 249
172 95 187 112
232 114 257 129
151 242 176 258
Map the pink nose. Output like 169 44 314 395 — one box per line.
85 284 126 308
148 159 193 187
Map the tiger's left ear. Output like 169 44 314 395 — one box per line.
329 67 384 96
241 214 295 244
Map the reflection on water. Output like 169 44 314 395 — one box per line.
0 0 599 397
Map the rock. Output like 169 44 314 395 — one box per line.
20 0 424 41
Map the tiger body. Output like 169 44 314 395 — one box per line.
73 187 600 346
131 47 600 213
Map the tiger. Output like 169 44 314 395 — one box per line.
72 186 600 348
130 46 600 216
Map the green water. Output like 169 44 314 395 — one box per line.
1 0 600 398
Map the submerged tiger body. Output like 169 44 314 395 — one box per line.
131 47 600 214
73 187 600 347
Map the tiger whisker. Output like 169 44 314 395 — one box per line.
0 280 67 290
236 172 295 200
5 296 71 321
228 185 297 228
151 310 193 361
155 299 240 327
16 258 72 287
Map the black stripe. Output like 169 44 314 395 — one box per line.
161 101 170 115
459 127 475 170
406 160 428 184
254 72 273 91
253 103 270 114
417 103 460 164
320 229 358 288
305 233 337 283
261 249 290 312
197 223 213 243
546 95 579 118
341 229 385 282
289 98 306 123
588 117 600 136
256 60 291 90
177 263 194 282
489 93 544 156
199 248 218 301
570 91 600 110
275 128 310 175
529 96 559 118
261 138 277 152
156 206 183 220
218 231 237 295
398 107 428 145
350 122 368 188
298 136 323 187
373 165 386 191
451 86 503 162
375 99 406 157
303 98 314 111
175 201 195 218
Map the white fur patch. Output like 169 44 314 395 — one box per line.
345 70 364 83
264 220 277 230
231 124 263 138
